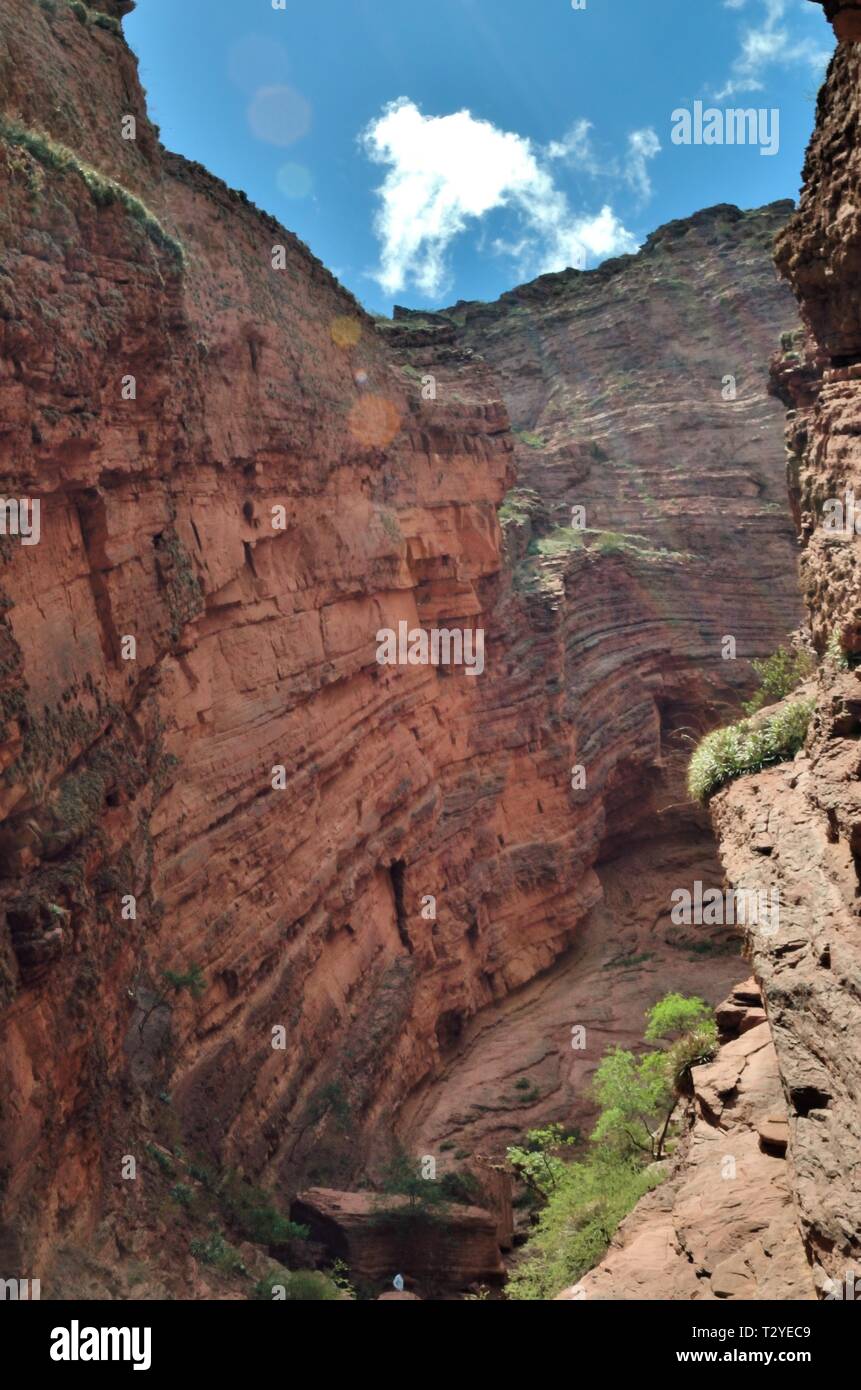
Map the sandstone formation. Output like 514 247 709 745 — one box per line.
399 203 802 1161
0 0 808 1297
556 981 814 1301
291 1187 505 1287
576 0 861 1302
705 2 861 1294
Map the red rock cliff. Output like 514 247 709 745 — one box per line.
707 2 861 1293
0 0 805 1294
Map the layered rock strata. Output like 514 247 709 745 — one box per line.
581 1 861 1300
708 3 861 1293
0 0 805 1295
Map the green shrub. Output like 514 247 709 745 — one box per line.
162 963 206 999
326 1258 357 1299
498 486 542 528
371 1150 451 1230
91 10 122 33
252 1270 342 1301
169 1183 193 1208
742 644 814 715
687 698 814 803
56 0 122 31
438 1170 485 1207
590 1048 675 1159
593 531 628 555
507 1124 578 1198
0 117 183 263
529 526 584 560
644 993 712 1044
218 1174 309 1247
505 993 716 1298
644 994 717 1094
826 628 850 672
505 1150 660 1300
515 430 546 449
144 1143 175 1176
190 1231 245 1275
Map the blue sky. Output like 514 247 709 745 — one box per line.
126 0 833 314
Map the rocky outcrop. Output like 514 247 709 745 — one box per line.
0 0 806 1297
692 2 861 1295
0 0 520 1287
811 0 861 43
290 1188 505 1288
563 5 861 1301
557 981 814 1301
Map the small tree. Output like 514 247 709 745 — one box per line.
371 1151 450 1231
590 1048 674 1160
645 992 715 1055
507 1124 579 1198
591 993 717 1160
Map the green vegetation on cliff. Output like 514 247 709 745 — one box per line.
506 993 716 1300
742 644 814 716
0 116 184 262
687 698 814 803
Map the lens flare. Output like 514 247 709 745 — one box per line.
247 85 311 147
276 162 314 199
331 316 362 348
348 395 401 449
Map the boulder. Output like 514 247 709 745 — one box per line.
291 1188 505 1289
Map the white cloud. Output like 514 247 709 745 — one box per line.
716 0 831 98
361 99 644 299
625 128 662 203
546 119 601 172
547 120 661 207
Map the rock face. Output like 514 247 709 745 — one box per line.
811 0 861 43
554 6 861 1303
398 204 802 1161
291 1187 505 1287
0 0 805 1297
580 0 861 1303
557 981 814 1301
701 4 861 1295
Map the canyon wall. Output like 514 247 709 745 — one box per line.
399 205 802 1165
0 0 803 1294
576 1 861 1302
711 5 861 1292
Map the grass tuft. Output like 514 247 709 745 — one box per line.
687 698 815 803
0 117 184 264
